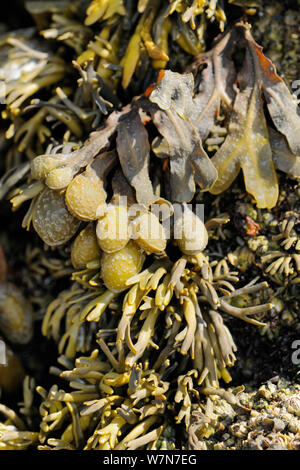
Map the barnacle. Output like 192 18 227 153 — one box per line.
188 380 300 450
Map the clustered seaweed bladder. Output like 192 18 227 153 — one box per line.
0 0 299 450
